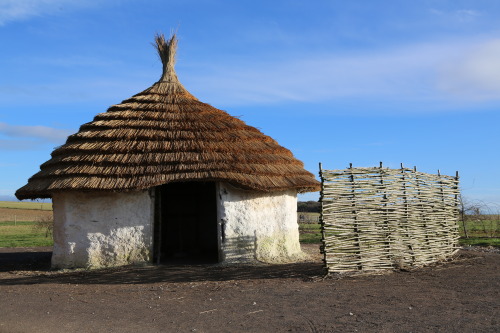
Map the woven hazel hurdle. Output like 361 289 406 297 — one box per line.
319 163 460 274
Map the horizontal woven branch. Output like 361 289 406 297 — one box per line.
320 165 460 274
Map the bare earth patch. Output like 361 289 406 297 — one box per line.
0 208 52 222
0 244 499 333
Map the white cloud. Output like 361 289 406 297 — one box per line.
0 122 72 143
437 39 500 100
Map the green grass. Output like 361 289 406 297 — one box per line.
1 221 35 226
458 218 500 238
300 220 500 248
458 217 500 248
2 209 498 248
0 222 53 247
299 223 322 244
299 223 321 231
0 201 52 211
459 237 500 248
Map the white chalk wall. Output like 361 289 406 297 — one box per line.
51 183 302 268
217 183 303 263
51 191 154 269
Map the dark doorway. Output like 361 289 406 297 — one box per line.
154 182 219 264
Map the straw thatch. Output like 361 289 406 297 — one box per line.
16 34 320 200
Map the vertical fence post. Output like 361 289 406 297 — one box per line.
380 162 392 265
318 162 325 254
454 171 461 247
456 171 467 239
437 170 450 252
349 164 363 270
318 162 330 275
401 163 415 264
414 167 429 254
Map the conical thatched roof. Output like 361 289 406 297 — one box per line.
16 34 320 200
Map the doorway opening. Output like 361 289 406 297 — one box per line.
153 181 219 264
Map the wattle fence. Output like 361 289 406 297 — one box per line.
319 164 460 274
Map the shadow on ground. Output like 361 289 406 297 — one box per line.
0 247 325 286
0 247 52 272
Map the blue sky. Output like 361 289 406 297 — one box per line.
0 0 499 207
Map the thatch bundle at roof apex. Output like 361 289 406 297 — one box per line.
16 34 320 200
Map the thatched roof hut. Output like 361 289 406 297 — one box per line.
16 34 319 200
16 34 320 269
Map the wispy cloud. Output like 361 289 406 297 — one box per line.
429 8 481 22
0 122 72 143
0 162 18 167
0 139 45 151
456 9 481 21
0 75 151 106
30 55 122 68
0 194 17 201
2 37 499 114
0 0 97 25
185 38 500 109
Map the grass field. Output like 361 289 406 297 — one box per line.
0 221 53 247
0 202 498 248
0 201 52 211
458 217 500 238
0 202 54 247
298 213 500 248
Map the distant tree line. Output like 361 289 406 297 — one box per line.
297 201 320 213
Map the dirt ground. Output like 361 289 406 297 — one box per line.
0 244 499 333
